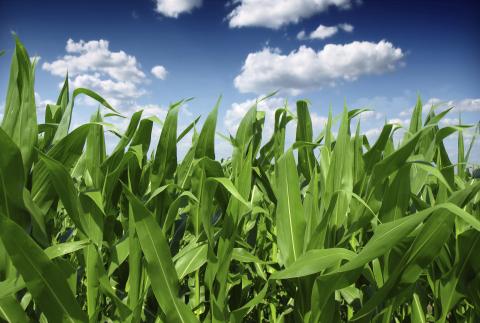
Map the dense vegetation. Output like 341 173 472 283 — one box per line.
0 37 479 323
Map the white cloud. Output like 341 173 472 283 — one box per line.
34 92 54 122
298 23 353 40
356 110 384 121
225 96 327 143
423 98 480 113
30 55 41 64
440 118 460 126
131 104 168 120
155 0 202 18
70 73 146 109
364 127 382 141
397 98 480 117
234 40 404 95
35 92 55 109
43 39 145 82
308 25 338 39
296 30 307 40
42 39 153 110
225 96 286 135
388 118 410 127
151 65 168 80
227 0 354 29
338 23 354 32
311 113 329 128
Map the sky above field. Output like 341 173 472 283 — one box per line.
0 0 479 161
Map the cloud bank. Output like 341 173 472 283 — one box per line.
234 40 404 95
227 0 355 29
155 0 202 18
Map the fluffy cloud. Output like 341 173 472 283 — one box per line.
423 98 480 113
388 118 410 127
155 0 202 18
33 92 54 122
43 39 151 110
397 98 480 117
297 23 354 40
355 110 384 121
225 96 286 135
70 74 146 108
30 55 41 63
227 0 354 29
364 127 382 141
338 23 354 32
234 40 404 95
225 96 327 141
130 104 168 120
35 92 55 110
43 39 145 82
151 65 168 80
352 95 412 115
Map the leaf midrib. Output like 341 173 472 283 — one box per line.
18 245 77 323
141 220 185 323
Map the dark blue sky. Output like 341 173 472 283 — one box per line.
1 0 479 158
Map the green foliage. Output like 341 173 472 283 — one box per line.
0 37 479 323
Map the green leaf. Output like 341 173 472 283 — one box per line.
53 88 121 144
1 36 37 172
153 103 180 184
275 149 306 266
0 214 87 322
0 128 26 220
195 96 220 159
296 100 315 181
0 295 30 323
174 243 208 280
438 230 480 322
44 239 90 259
122 185 198 323
208 177 251 208
38 152 88 237
271 248 356 279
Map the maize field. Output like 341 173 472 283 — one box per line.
0 37 479 323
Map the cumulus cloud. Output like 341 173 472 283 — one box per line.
43 39 145 82
225 96 286 135
297 23 354 40
338 23 354 32
234 40 404 95
70 74 146 108
388 117 410 127
155 0 202 18
151 65 168 80
227 0 355 29
33 92 54 122
35 92 55 110
42 39 153 110
364 127 382 141
30 55 41 64
131 104 168 120
423 98 480 113
398 98 480 117
355 110 384 121
225 96 327 142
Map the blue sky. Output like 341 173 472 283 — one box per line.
1 0 479 160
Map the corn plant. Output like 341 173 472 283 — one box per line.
0 37 479 323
